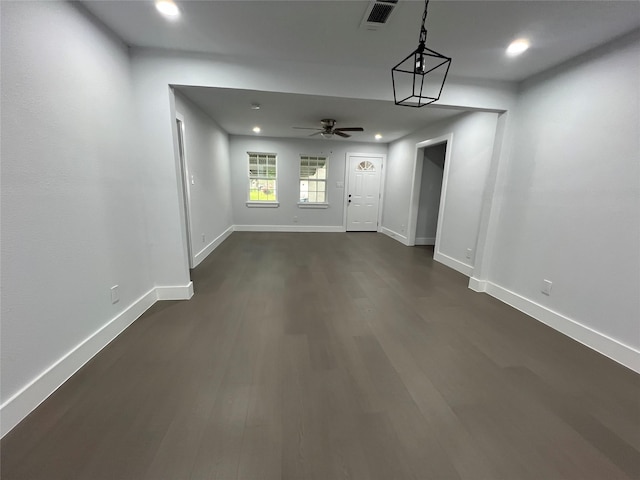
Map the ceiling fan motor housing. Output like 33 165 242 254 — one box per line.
321 119 336 129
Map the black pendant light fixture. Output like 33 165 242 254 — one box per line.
391 0 451 107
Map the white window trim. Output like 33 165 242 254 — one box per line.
299 154 329 205
297 202 329 209
247 151 278 204
246 201 280 208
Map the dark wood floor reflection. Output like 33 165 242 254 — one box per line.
2 232 639 479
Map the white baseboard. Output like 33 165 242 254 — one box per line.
433 251 473 276
415 236 436 246
380 227 409 246
484 281 640 374
1 281 198 438
233 225 345 233
0 288 157 438
193 226 233 267
155 282 194 300
468 277 488 292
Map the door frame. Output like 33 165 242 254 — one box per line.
343 152 387 232
175 111 195 268
407 134 453 256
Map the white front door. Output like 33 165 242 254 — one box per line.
346 154 382 231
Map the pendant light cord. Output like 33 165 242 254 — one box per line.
419 0 429 46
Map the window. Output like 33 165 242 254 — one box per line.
356 160 375 171
299 155 327 203
248 152 277 203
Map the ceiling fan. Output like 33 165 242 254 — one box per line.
293 118 364 138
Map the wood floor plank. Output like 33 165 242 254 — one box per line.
2 232 638 480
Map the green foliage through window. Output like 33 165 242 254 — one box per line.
248 153 277 202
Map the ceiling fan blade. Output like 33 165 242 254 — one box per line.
334 127 364 132
309 131 323 137
293 127 322 130
334 131 350 138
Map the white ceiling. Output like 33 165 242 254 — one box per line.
82 0 639 142
176 86 464 142
84 0 640 82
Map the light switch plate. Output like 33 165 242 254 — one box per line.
111 285 120 304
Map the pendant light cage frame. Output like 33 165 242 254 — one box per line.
391 0 451 107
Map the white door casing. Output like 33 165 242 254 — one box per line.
407 134 453 257
346 154 383 231
176 113 194 268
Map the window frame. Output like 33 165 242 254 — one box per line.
246 151 279 208
298 154 329 209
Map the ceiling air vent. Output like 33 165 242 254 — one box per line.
361 0 399 30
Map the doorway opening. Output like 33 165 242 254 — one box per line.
407 134 453 258
415 143 446 245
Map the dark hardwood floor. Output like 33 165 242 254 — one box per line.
2 232 639 479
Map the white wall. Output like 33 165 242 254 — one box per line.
133 49 517 112
0 3 513 437
383 112 499 271
174 91 233 266
4 0 634 441
415 144 446 244
128 49 516 289
0 1 155 434
487 31 640 356
229 136 388 229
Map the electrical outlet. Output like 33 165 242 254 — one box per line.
202 233 205 243
111 285 119 304
466 248 472 259
293 216 298 224
542 279 552 296
401 224 406 233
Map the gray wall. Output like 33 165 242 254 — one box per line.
415 144 446 244
490 32 640 350
126 45 515 297
3 0 637 436
383 112 499 269
229 135 388 229
1 2 151 406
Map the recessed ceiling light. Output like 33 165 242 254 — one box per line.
252 126 261 133
375 134 382 140
250 103 261 110
506 38 530 57
155 0 180 18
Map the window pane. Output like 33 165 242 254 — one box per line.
248 153 276 201
299 155 327 203
300 181 308 202
357 160 374 171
